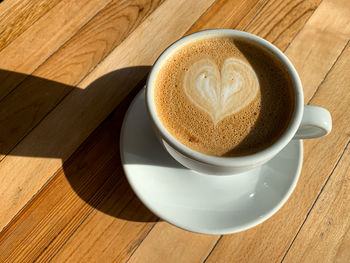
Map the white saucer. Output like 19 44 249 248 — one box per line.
120 89 303 235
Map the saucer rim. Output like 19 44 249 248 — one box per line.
120 89 303 235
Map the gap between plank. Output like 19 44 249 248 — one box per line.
280 139 350 263
203 236 223 263
181 0 219 33
125 220 160 263
0 0 64 54
282 0 324 53
243 0 271 30
307 39 350 105
45 206 96 263
0 158 63 233
279 39 350 260
45 174 133 262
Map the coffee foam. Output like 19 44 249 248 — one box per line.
154 37 294 157
184 57 259 125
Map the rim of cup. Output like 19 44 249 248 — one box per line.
146 29 304 167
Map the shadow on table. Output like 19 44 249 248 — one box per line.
0 66 167 222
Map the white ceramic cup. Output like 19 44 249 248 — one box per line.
146 29 332 175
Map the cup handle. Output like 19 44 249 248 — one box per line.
293 105 332 139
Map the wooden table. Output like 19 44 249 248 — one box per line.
0 0 349 262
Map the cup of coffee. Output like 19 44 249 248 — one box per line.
146 29 332 175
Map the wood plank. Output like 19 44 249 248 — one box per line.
186 0 268 34
0 0 163 158
206 37 350 263
0 0 113 100
285 0 350 100
0 0 62 52
283 144 350 263
188 0 323 52
51 192 156 263
127 223 218 263
33 0 164 86
0 0 215 233
245 0 322 50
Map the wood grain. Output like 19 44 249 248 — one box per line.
284 144 350 263
51 193 156 263
128 223 219 263
0 0 62 52
0 0 113 100
285 0 350 101
0 0 163 159
245 0 322 50
34 0 164 86
0 0 215 232
187 0 268 34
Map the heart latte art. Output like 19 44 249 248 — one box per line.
154 37 294 157
184 58 259 125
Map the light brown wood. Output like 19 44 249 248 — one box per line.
128 223 219 263
0 0 215 232
285 0 350 101
187 0 268 34
0 0 162 158
0 0 112 100
34 0 164 86
245 0 322 50
286 42 350 263
0 0 62 52
284 145 350 263
0 0 349 262
51 194 155 263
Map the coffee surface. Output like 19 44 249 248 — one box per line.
154 37 294 157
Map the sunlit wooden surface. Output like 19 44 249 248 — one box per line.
0 0 349 262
